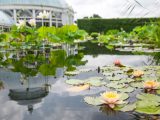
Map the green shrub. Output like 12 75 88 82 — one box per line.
77 18 159 33
91 32 99 39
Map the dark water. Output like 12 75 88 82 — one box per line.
0 48 159 120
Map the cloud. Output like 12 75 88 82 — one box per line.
66 0 160 19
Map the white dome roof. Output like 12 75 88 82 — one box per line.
0 0 70 8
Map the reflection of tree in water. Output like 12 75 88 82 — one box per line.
143 52 160 66
0 81 4 90
0 50 87 77
153 52 160 65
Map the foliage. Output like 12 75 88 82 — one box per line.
91 32 99 39
77 18 158 33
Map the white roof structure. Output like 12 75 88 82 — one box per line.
0 0 74 28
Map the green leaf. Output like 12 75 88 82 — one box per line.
136 93 160 102
65 79 84 85
117 87 135 93
130 82 143 88
84 96 102 106
136 101 160 114
119 103 136 112
65 71 80 76
119 93 129 101
87 79 106 87
106 82 125 89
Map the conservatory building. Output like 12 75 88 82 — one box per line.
0 0 74 28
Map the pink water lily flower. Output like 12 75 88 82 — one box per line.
144 80 159 90
100 91 122 108
114 60 121 66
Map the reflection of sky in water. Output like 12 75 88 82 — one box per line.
83 55 153 69
0 54 153 120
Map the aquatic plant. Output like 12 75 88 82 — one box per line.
133 70 144 78
114 60 121 66
100 91 123 108
144 80 159 91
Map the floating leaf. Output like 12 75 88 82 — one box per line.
65 79 84 85
84 96 102 106
67 84 90 92
106 82 125 89
79 69 91 72
118 78 134 84
119 103 136 112
102 72 113 76
87 79 106 87
135 100 160 114
119 93 129 101
107 76 122 81
65 71 80 76
157 89 160 94
117 87 135 93
130 82 143 88
136 93 160 103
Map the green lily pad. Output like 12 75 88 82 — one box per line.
107 76 122 81
87 79 106 87
137 93 160 103
130 82 143 88
106 82 125 89
65 79 84 85
118 78 134 84
117 87 135 93
119 93 129 101
157 89 160 94
84 96 102 106
135 100 160 114
119 103 136 112
65 71 80 76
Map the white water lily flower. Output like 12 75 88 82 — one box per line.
37 11 50 19
29 19 36 27
16 20 26 29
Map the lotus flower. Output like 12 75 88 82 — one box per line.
16 20 26 29
133 70 144 78
114 59 122 67
101 91 122 108
144 80 159 90
37 11 50 19
29 19 36 27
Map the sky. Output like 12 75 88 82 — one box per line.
65 0 160 19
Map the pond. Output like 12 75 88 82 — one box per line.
0 43 159 120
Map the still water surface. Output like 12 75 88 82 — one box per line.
0 49 158 120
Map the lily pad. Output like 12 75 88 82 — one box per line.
65 79 84 85
136 93 160 103
65 71 80 76
130 82 143 88
118 78 134 84
84 96 102 106
87 79 106 87
119 93 129 101
107 76 122 81
117 87 135 93
135 100 160 114
119 103 136 112
106 82 125 89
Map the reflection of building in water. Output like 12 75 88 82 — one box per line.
8 75 49 114
9 87 48 114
